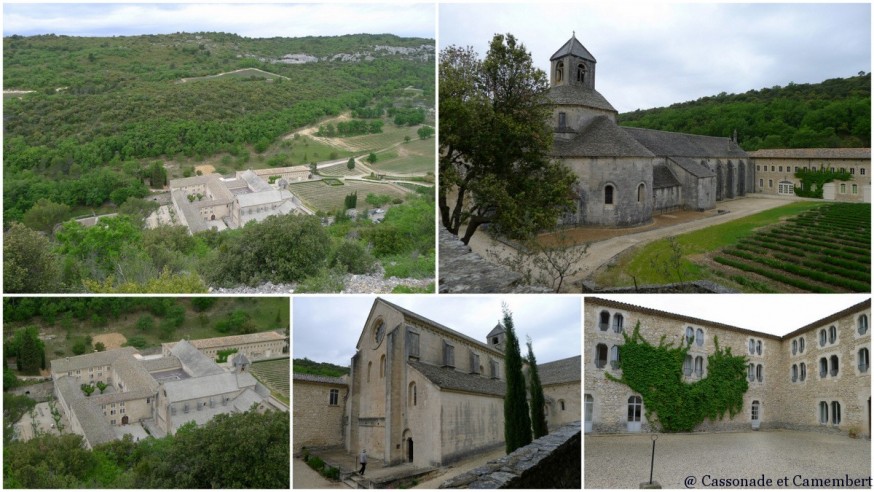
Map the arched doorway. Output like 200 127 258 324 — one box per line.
407 438 414 463
121 415 129 425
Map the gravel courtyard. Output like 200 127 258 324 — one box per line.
585 430 871 489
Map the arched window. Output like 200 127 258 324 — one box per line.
610 345 621 369
694 356 704 378
756 340 762 355
599 311 610 331
613 314 624 333
555 62 564 82
595 344 608 369
683 355 693 376
799 337 805 353
859 315 869 335
819 329 827 347
859 348 870 373
627 396 642 422
830 355 839 376
559 399 566 411
409 382 417 406
828 325 837 344
747 363 754 382
819 357 828 378
695 328 704 347
756 364 763 382
604 185 614 205
831 401 841 425
819 401 828 424
748 339 755 355
367 361 372 382
792 340 797 355
791 364 798 382
380 354 386 378
637 183 645 203
686 327 694 345
800 362 806 381
751 400 760 421
576 63 586 83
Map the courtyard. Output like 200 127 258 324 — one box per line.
585 430 871 488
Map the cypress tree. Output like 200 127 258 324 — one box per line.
502 304 531 453
19 328 42 375
527 337 548 439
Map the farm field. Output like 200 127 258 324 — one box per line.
250 358 290 403
287 179 409 212
369 137 435 175
711 203 870 293
319 161 365 177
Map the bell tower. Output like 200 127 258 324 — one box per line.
550 32 597 90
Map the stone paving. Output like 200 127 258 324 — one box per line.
585 430 871 489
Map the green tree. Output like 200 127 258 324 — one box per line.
17 327 45 375
367 152 377 164
4 222 61 293
95 342 106 352
22 198 71 235
439 34 576 244
347 157 355 170
502 304 531 453
417 125 434 139
526 337 548 439
136 315 154 332
147 161 167 188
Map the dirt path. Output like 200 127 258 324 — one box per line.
178 67 289 83
467 195 804 291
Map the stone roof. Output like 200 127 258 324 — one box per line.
551 116 654 158
652 164 682 189
547 84 616 113
232 352 251 366
486 323 504 338
537 355 581 386
171 189 209 233
163 372 244 402
748 148 871 159
293 373 348 385
232 387 263 412
55 376 117 447
51 347 139 374
669 157 716 178
169 175 212 188
165 331 286 352
141 356 182 373
170 340 225 378
550 34 595 62
239 169 274 193
623 127 748 158
112 355 158 393
783 299 871 339
408 361 505 397
237 189 285 208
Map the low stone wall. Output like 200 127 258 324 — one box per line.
581 280 737 294
439 421 581 489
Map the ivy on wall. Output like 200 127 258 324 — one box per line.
605 322 749 432
794 166 851 198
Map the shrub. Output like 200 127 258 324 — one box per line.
124 336 148 349
330 241 375 274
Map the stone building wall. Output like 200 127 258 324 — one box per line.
404 366 442 467
439 390 504 464
292 379 346 452
585 298 871 437
752 153 871 203
564 156 655 227
544 382 581 430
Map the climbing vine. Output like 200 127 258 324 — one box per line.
605 322 748 432
793 166 851 198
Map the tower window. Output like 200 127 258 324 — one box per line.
577 63 586 83
555 62 564 82
558 112 566 129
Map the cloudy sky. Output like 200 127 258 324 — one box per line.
440 3 871 112
3 3 435 39
293 295 581 366
590 294 870 336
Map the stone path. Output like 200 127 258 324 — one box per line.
467 195 807 291
585 430 871 489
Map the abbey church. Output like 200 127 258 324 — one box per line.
548 34 755 227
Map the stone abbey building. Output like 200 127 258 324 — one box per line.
293 298 581 468
548 34 755 227
585 298 871 436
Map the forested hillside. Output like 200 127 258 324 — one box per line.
293 358 350 377
618 73 870 150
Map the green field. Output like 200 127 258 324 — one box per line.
594 201 828 290
250 358 290 404
287 179 409 212
369 137 435 174
319 161 364 177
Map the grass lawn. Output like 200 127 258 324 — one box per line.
595 201 826 288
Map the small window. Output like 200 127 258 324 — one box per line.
819 401 828 424
683 355 693 376
861 168 866 175
800 362 806 381
443 341 455 368
859 348 870 373
576 63 586 83
831 401 841 425
637 183 645 203
595 344 608 369
599 311 610 331
367 361 372 382
799 337 805 353
819 357 828 378
819 329 827 347
748 339 755 355
627 396 642 422
613 314 624 333
490 359 499 379
756 364 763 382
828 325 837 344
558 112 566 129
695 328 704 347
560 400 566 411
853 184 858 194
380 355 386 378
408 331 420 357
686 327 695 345
585 394 594 423
555 62 564 82
694 356 704 378
747 363 754 382
756 340 762 355
470 352 480 374
792 340 797 355
604 185 614 205
409 382 417 406
859 315 869 335
791 364 798 382
830 355 839 376
610 345 621 369
751 400 759 421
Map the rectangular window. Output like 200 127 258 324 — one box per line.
443 341 455 368
840 183 846 193
490 360 499 379
852 184 858 194
558 112 566 129
850 168 855 175
771 166 775 172
768 179 773 188
329 388 339 406
758 178 763 188
861 168 866 175
470 352 480 374
778 166 783 172
407 329 420 358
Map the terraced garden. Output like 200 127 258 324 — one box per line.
287 179 408 212
711 203 870 292
250 358 290 403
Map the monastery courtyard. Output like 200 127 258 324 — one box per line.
585 430 871 489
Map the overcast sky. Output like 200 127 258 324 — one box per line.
3 3 435 39
590 294 870 337
440 3 871 112
293 295 581 366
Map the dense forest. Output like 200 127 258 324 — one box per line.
293 358 350 377
619 73 871 150
3 409 289 488
3 32 436 293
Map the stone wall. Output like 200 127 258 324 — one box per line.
439 421 581 489
564 157 655 227
439 391 504 465
292 379 347 451
544 382 582 430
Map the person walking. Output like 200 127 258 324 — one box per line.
358 449 367 476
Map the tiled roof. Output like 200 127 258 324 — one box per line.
486 323 504 338
748 148 870 159
549 34 596 62
624 127 748 158
170 340 225 378
782 299 871 339
537 355 581 386
113 355 158 393
51 347 139 374
165 331 286 351
652 164 682 189
55 376 117 447
293 373 348 385
163 372 243 402
551 116 655 158
547 84 616 112
141 356 182 373
669 157 716 178
408 361 505 397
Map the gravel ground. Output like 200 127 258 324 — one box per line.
585 430 871 489
209 264 434 294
